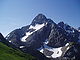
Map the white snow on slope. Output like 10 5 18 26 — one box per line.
21 23 45 42
21 32 34 42
37 39 50 52
65 43 69 46
29 23 45 31
49 47 62 58
38 39 62 58
50 43 69 58
19 46 25 48
44 39 49 44
78 30 80 32
37 39 50 53
73 30 75 33
66 46 70 50
9 41 11 43
38 42 70 58
39 45 62 58
43 39 51 49
65 43 70 50
40 49 44 53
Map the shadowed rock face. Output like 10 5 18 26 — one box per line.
6 14 80 60
31 14 47 25
0 33 10 45
0 33 17 49
0 33 5 40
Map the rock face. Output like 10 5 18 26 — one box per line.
0 33 10 45
6 14 80 60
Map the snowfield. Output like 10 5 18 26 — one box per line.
21 23 45 42
38 40 70 58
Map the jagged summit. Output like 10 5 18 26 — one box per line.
31 14 47 25
31 14 55 26
34 14 47 20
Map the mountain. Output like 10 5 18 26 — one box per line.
0 33 36 60
6 14 80 60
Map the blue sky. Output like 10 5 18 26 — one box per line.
0 0 80 36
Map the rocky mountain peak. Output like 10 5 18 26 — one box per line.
31 14 47 26
5 14 80 60
34 14 46 20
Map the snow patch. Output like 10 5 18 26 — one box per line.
50 47 62 58
65 43 70 50
66 46 70 50
19 46 25 48
44 39 49 44
78 30 80 32
7 34 10 37
21 23 45 42
46 56 51 58
21 32 33 42
65 43 69 46
9 41 11 43
40 49 44 53
43 47 62 58
38 43 62 58
29 23 45 31
73 30 75 33
38 42 70 58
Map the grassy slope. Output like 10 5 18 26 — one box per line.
0 42 35 60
